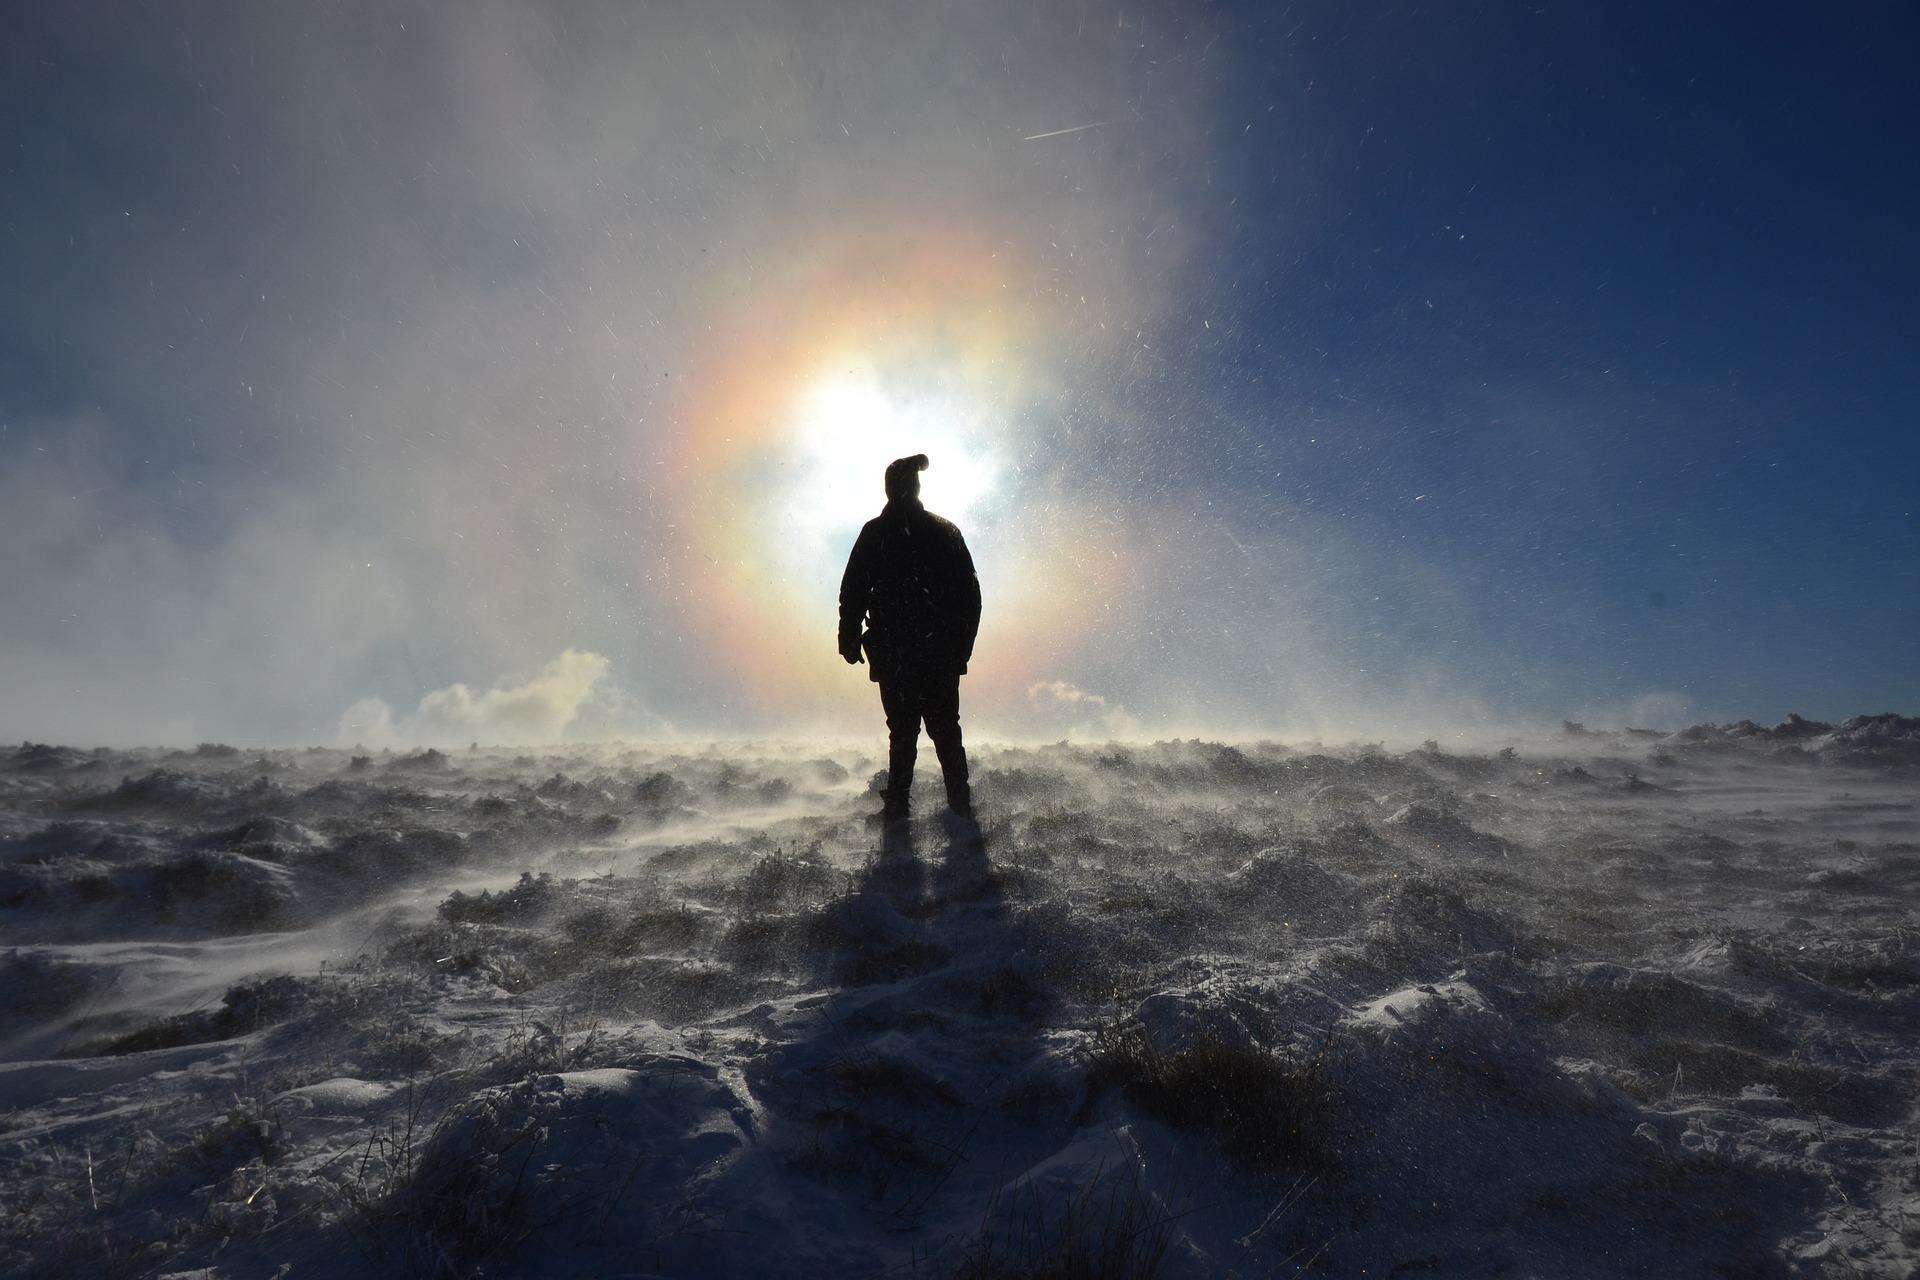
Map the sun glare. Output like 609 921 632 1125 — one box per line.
794 373 998 525
766 367 1002 593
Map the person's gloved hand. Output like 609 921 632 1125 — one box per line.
840 638 864 665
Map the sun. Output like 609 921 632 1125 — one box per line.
760 362 1003 593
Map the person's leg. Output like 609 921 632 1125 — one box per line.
921 672 970 814
878 679 921 815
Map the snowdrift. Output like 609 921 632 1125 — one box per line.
0 721 1915 1277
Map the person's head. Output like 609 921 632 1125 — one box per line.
884 453 928 503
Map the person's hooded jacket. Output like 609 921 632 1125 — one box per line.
838 496 981 683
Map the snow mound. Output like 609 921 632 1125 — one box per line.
200 816 327 861
1671 712 1920 768
406 1061 759 1268
6 743 95 773
1381 800 1508 854
1222 846 1359 934
1817 713 1920 768
1304 782 1374 815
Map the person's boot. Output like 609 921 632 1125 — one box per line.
881 734 917 826
871 781 910 827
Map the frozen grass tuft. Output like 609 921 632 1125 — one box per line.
439 871 559 924
68 974 317 1057
1085 1023 1337 1176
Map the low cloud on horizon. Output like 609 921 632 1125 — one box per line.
336 650 676 747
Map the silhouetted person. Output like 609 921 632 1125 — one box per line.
839 454 981 822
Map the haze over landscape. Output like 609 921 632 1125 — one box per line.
5 3 1913 745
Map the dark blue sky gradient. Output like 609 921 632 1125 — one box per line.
1169 2 1919 718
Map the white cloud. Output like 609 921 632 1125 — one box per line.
1023 679 1140 740
337 649 622 746
1027 680 1110 712
335 697 399 746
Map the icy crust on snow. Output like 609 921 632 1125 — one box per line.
0 727 1915 1277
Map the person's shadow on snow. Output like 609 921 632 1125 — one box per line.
859 817 926 913
733 790 1098 1243
929 817 990 901
741 808 1061 1222
824 815 1010 990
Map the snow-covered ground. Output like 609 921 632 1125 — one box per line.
1 717 1915 1278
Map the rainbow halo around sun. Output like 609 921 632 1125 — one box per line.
653 225 1139 721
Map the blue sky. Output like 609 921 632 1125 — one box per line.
1164 3 1919 721
1 2 1913 743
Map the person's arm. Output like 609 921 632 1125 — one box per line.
953 530 981 671
838 525 873 663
